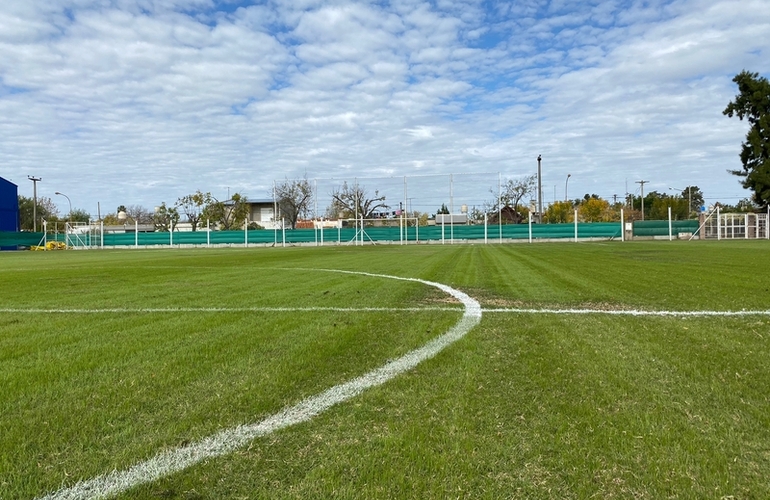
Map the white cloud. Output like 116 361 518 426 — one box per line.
0 0 768 215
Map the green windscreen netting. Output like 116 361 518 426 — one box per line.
1 219 699 250
0 232 45 248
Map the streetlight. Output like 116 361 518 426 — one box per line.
565 174 571 202
54 192 72 224
669 186 692 218
54 191 72 247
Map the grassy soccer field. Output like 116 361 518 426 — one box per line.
1 241 769 499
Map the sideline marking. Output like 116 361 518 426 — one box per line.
0 306 462 314
5 308 769 317
483 308 770 317
37 271 482 500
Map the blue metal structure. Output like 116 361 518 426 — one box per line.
0 176 20 232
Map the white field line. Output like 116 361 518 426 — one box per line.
0 306 462 314
483 308 770 317
5 307 769 317
37 271 482 500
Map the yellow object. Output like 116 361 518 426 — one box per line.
30 241 69 251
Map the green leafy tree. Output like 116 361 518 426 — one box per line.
202 193 249 231
275 177 313 229
649 196 688 220
723 70 770 208
69 208 91 223
630 191 670 219
676 186 704 215
102 213 121 225
18 195 58 230
543 201 573 223
578 197 611 222
437 204 449 215
153 202 180 232
719 198 760 213
176 191 213 231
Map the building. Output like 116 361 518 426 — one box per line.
0 176 19 232
246 199 279 228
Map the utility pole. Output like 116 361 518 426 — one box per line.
636 180 648 221
537 155 542 223
28 176 42 232
613 194 618 204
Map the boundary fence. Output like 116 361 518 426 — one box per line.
0 219 698 249
4 213 770 250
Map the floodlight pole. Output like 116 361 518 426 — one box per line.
537 155 542 224
565 173 571 202
28 176 41 231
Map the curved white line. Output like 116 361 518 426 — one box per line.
37 271 481 500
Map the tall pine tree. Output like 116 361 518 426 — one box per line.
724 71 770 208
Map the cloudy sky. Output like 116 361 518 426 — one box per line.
1 0 768 218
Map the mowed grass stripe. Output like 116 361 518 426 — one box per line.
2 241 770 498
3 307 769 316
37 272 481 500
1 253 462 499
113 314 770 500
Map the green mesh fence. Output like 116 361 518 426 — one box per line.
92 222 624 246
0 232 45 248
633 220 698 237
2 220 658 250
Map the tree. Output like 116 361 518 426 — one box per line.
578 197 611 222
69 208 91 223
101 213 121 225
719 197 760 213
491 175 536 214
649 196 688 220
630 190 668 219
176 191 213 231
153 202 180 232
543 201 573 223
469 206 486 222
724 70 770 208
501 174 536 213
202 193 250 231
125 205 153 224
18 195 58 230
327 182 387 219
678 186 704 215
274 177 313 229
436 204 450 215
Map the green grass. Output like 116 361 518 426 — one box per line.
1 241 769 499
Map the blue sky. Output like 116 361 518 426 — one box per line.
1 0 768 217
